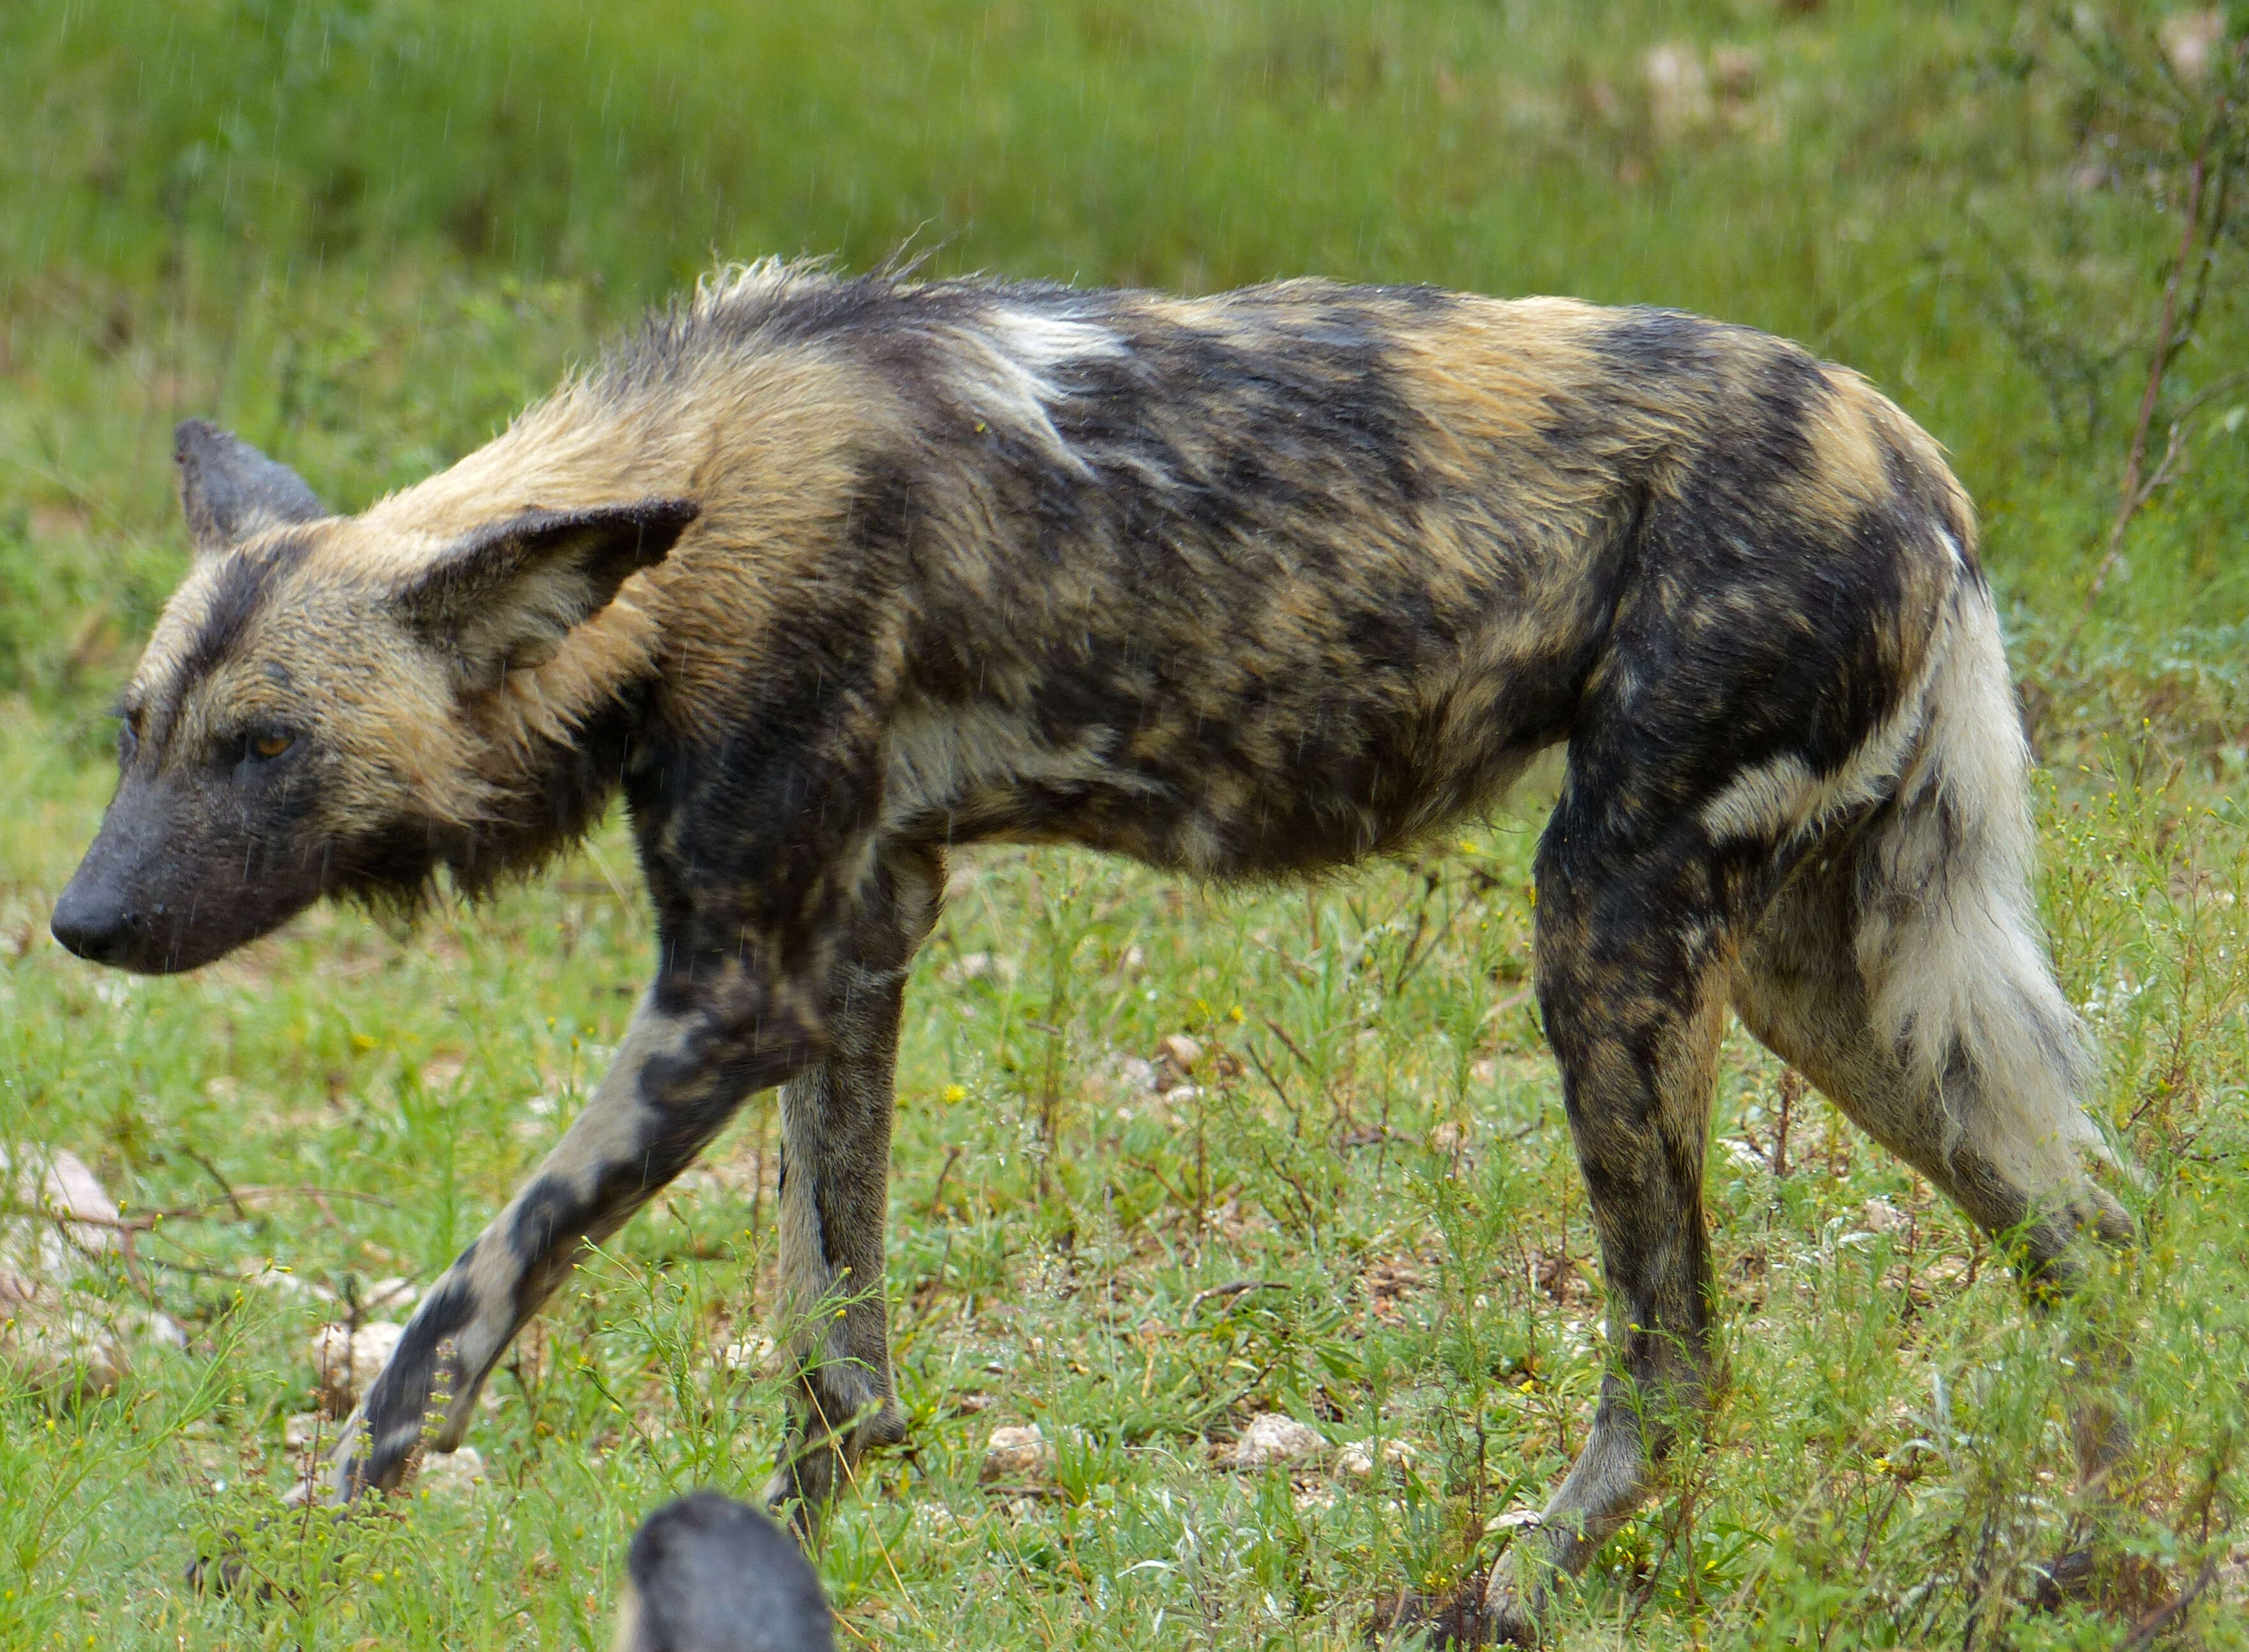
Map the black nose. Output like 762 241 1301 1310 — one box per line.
50 883 134 965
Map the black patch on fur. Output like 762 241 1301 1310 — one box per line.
508 1177 581 1273
360 1260 479 1439
170 533 315 699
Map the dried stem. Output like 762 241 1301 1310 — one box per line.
2078 134 2211 616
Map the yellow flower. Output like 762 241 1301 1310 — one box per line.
941 1083 968 1105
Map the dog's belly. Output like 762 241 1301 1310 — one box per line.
878 655 1574 877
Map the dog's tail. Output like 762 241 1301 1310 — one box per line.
1852 544 2105 1195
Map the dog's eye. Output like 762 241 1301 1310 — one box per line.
118 713 141 761
250 730 294 761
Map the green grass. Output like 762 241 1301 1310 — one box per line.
3 1 2249 1646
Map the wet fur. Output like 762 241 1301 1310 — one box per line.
59 262 2128 1640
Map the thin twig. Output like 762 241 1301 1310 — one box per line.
925 1145 964 1219
2073 130 2213 623
185 1149 249 1222
2112 1557 2218 1652
2048 371 2246 663
0 1184 393 1234
1185 1279 1288 1318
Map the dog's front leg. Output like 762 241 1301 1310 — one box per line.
764 844 944 1526
327 951 822 1501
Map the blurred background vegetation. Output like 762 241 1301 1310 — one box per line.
3 0 2245 744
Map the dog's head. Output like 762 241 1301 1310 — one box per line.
614 1492 833 1652
52 421 695 973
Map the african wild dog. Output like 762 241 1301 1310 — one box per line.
54 261 2130 1640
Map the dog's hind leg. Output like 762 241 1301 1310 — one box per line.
1483 764 1771 1641
1734 846 2129 1299
1731 585 2133 1587
763 843 944 1527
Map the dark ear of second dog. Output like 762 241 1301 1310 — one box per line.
616 1493 834 1652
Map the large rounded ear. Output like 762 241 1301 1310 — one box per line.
397 498 700 690
175 420 328 554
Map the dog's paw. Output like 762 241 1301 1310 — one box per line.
1482 1580 1542 1648
2030 1545 2099 1612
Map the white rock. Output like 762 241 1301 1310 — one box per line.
1233 1412 1324 1470
1 1301 121 1395
980 1423 1055 1483
0 1266 180 1394
415 1445 485 1499
351 1322 404 1391
2 1145 120 1282
283 1411 328 1451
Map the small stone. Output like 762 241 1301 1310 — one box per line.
283 1411 326 1450
1485 1507 1544 1533
1337 1437 1416 1479
943 951 1018 986
1860 1198 1909 1235
1710 45 1760 98
1723 1138 1773 1175
244 1263 336 1304
980 1423 1055 1483
914 1501 968 1534
1233 1412 1324 1470
1643 42 1712 137
1529 1250 1594 1305
415 1445 485 1499
720 1336 774 1373
1157 1034 1204 1072
2161 10 2224 86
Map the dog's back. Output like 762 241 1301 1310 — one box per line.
363 266 1974 885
